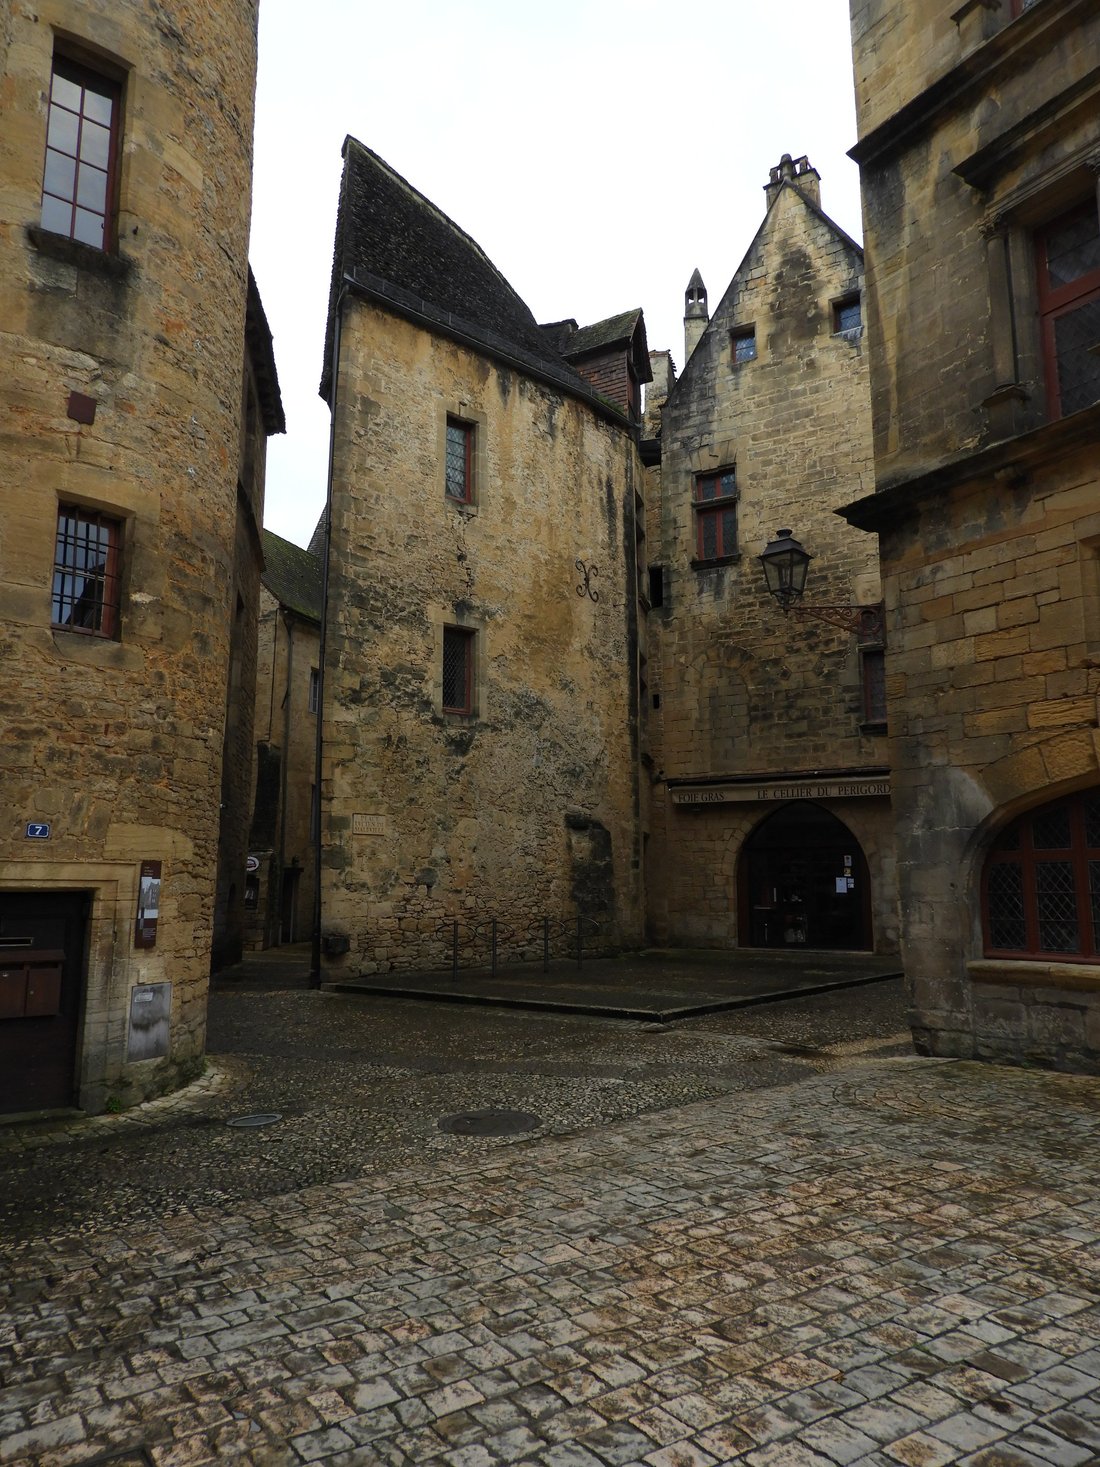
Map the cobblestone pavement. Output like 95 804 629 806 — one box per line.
3 1044 1100 1466
0 980 909 1242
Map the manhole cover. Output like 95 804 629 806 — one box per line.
437 1108 542 1137
226 1112 282 1128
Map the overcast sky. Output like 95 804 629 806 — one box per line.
249 0 863 549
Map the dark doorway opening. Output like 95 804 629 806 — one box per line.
280 866 300 944
0 890 89 1113
739 803 872 951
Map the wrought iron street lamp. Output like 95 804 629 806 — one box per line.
759 528 884 642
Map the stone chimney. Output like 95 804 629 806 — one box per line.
764 153 821 209
643 349 677 437
684 268 708 364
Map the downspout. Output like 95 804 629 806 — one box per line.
279 609 294 941
310 275 354 987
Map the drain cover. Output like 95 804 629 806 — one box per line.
226 1112 282 1128
437 1108 542 1137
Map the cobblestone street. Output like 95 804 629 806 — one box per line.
3 978 1100 1466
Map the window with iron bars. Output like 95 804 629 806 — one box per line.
52 504 122 637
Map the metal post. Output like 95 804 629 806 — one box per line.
452 920 458 982
491 919 498 977
543 916 549 973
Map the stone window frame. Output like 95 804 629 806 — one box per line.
981 787 1100 961
1034 198 1100 420
832 292 863 338
692 467 739 567
430 609 484 721
978 151 1100 439
51 502 124 639
439 403 486 514
730 325 757 368
41 46 125 254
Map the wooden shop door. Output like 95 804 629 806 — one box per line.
0 891 89 1114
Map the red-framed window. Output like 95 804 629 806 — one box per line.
983 789 1100 960
41 54 121 251
693 469 738 562
731 327 756 365
52 505 122 637
860 646 887 728
442 626 475 714
445 418 474 503
1035 200 1100 420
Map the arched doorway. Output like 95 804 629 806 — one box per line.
739 803 872 950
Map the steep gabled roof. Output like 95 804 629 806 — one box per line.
321 137 602 410
246 267 285 436
261 529 322 624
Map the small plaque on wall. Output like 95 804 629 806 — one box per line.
127 982 171 1061
134 860 162 949
353 814 387 837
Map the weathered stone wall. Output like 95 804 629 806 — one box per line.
849 0 1100 1065
852 1 1100 481
648 180 896 951
322 299 644 974
0 0 259 1110
876 447 1100 1067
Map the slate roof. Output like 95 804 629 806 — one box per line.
551 308 653 385
320 137 610 413
246 267 285 436
261 529 322 623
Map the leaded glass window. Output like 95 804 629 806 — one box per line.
983 789 1100 960
445 418 473 503
442 626 473 714
1037 202 1100 421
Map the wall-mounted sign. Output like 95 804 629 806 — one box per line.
127 981 171 1061
25 823 50 839
353 813 387 837
672 778 890 807
134 860 162 949
246 854 260 872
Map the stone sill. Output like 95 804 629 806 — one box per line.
691 553 742 572
969 958 1100 993
26 225 134 281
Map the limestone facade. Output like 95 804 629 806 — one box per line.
646 159 897 954
318 140 646 976
844 0 1100 1067
0 0 278 1113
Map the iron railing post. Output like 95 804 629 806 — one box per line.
491 918 498 977
452 920 458 982
543 916 549 973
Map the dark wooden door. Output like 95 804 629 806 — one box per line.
0 891 89 1114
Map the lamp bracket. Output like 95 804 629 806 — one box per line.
790 602 885 642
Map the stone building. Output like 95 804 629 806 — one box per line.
246 528 321 951
844 0 1100 1066
0 0 280 1114
316 137 648 976
645 156 897 953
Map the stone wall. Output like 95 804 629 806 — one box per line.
0 0 259 1111
848 0 1100 1066
647 177 896 952
321 298 644 975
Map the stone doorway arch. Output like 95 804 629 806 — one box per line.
738 802 872 950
